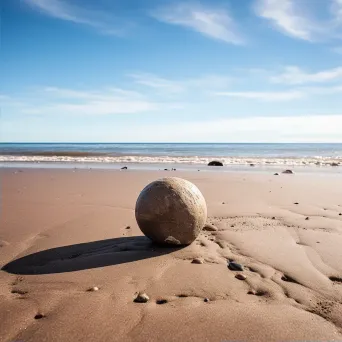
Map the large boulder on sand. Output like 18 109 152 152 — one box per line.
135 177 207 245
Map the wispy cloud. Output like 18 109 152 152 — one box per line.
213 90 304 101
333 0 342 22
129 73 185 93
254 0 318 41
43 87 144 100
150 3 243 44
4 87 160 115
129 73 234 94
271 66 342 84
23 0 125 35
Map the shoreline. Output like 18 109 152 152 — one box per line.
1 160 342 176
1 154 341 166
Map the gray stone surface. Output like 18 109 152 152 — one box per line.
135 177 207 245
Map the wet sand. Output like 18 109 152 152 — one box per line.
1 168 342 341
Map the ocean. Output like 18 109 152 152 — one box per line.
0 143 342 170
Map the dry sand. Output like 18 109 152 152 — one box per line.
1 168 342 341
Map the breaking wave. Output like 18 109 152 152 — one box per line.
0 155 341 166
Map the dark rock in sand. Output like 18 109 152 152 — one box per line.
272 217 276 220
250 164 255 167
331 163 339 166
204 298 210 302
134 292 149 303
208 161 223 166
305 217 310 220
274 173 279 176
192 258 204 264
203 223 218 232
294 202 299 205
121 166 128 170
235 274 247 280
282 169 294 174
34 313 45 320
339 213 342 216
125 226 130 229
228 261 244 271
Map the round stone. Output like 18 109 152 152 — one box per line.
135 177 207 245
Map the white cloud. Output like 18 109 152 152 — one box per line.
36 100 157 116
272 66 342 84
151 3 243 44
23 0 124 35
185 75 234 89
301 85 342 94
43 87 144 100
4 87 159 115
255 0 315 40
130 73 234 94
255 0 339 42
130 73 185 93
213 90 304 101
333 0 342 22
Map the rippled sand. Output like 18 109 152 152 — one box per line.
1 168 342 341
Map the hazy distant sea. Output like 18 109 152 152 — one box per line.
1 143 342 168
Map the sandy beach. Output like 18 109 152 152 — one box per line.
1 167 342 341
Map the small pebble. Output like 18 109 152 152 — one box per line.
134 292 149 303
87 286 99 292
305 217 309 220
156 299 168 305
339 213 342 216
126 226 131 229
203 223 218 232
34 313 45 320
235 274 247 280
222 202 225 204
204 298 210 302
272 217 276 220
192 258 204 264
274 173 279 176
248 289 256 295
228 261 244 271
294 202 299 205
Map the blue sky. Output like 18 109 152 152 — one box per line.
1 0 342 142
